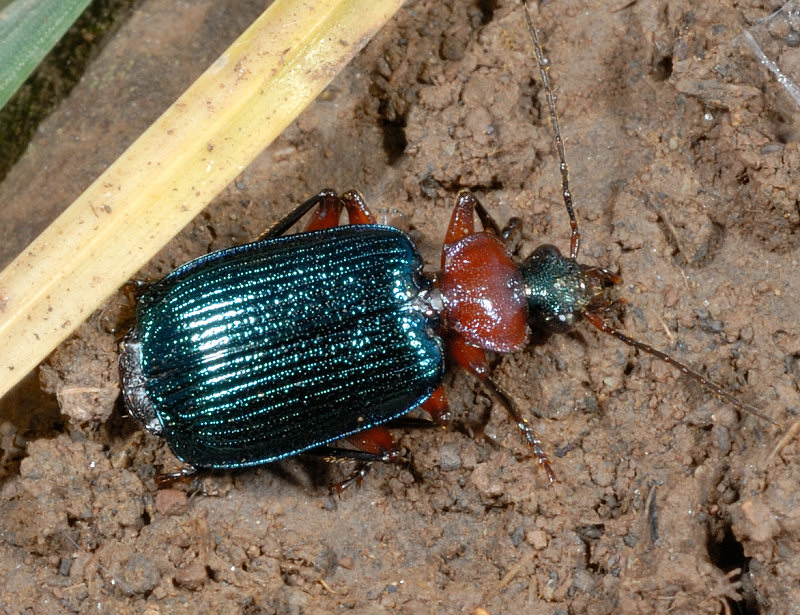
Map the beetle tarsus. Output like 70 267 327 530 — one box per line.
484 376 557 484
154 465 198 488
333 463 372 495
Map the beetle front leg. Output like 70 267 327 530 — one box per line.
443 191 517 270
443 192 478 257
443 191 508 246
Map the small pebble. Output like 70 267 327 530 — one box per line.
155 489 189 516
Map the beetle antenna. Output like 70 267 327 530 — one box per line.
523 2 580 260
523 4 778 430
583 312 781 428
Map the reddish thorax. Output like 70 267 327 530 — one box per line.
440 232 528 353
439 195 528 368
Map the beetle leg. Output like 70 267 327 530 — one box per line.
449 334 557 483
261 189 380 237
305 190 378 230
340 190 377 225
304 191 344 231
258 189 375 239
259 189 338 238
443 192 477 258
153 465 198 488
334 464 372 493
344 426 401 460
379 417 427 429
305 448 376 494
444 191 507 247
306 190 377 230
472 196 505 237
501 216 524 255
483 376 558 484
421 385 451 424
309 427 402 493
306 426 402 463
448 333 491 378
443 191 511 270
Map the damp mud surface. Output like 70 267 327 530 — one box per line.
1 1 799 613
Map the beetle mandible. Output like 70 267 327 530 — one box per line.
120 3 774 485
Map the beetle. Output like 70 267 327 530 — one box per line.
120 3 774 484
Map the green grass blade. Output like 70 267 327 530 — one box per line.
0 0 92 111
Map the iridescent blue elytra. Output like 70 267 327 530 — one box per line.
119 225 444 469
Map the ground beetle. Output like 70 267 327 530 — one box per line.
120 4 774 484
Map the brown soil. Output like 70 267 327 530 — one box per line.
1 1 799 614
